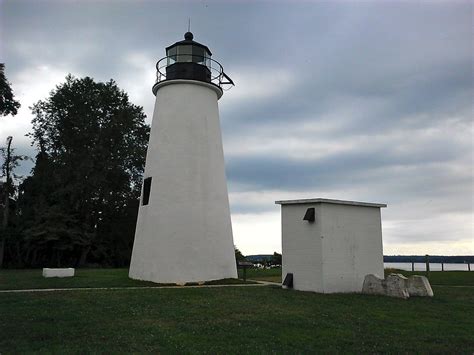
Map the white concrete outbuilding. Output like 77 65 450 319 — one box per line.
276 198 386 293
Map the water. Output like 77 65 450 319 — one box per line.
384 262 471 271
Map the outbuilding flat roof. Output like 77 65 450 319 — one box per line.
275 198 387 208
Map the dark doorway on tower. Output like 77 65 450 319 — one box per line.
142 177 152 206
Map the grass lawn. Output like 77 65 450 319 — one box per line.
242 267 474 286
1 268 473 352
0 284 473 353
0 268 251 291
238 267 282 283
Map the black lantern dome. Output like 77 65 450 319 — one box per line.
153 32 234 95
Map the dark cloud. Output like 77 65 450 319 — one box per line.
226 139 468 191
1 0 472 253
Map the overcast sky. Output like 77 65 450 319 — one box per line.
1 0 472 255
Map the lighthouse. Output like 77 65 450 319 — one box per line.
129 32 237 283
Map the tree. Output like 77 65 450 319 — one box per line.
17 149 83 267
271 252 282 266
18 75 149 267
235 246 246 262
0 64 20 117
0 136 28 267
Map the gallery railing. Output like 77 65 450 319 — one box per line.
154 55 234 91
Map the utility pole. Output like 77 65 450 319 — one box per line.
0 136 13 267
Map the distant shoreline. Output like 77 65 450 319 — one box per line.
383 255 474 263
246 254 474 263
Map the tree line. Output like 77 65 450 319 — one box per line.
1 66 150 268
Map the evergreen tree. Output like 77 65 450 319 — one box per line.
0 137 28 267
271 252 282 266
235 246 246 261
17 148 81 267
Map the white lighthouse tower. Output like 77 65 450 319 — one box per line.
129 32 237 284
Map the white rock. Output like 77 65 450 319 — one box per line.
385 273 410 299
362 273 435 299
42 268 75 278
362 274 385 295
407 275 434 297
362 273 409 299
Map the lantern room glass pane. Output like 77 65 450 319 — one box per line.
177 45 192 62
192 46 206 64
167 47 177 65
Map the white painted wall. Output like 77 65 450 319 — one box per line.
281 204 324 292
320 203 384 293
278 199 385 293
129 80 237 284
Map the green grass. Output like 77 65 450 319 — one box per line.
0 285 473 353
238 267 282 283
241 267 474 286
0 268 251 291
6 267 469 290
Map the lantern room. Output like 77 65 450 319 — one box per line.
153 32 234 95
165 31 212 83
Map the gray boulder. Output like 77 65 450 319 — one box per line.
362 274 386 295
385 273 410 299
362 273 409 299
362 273 434 299
407 275 434 297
